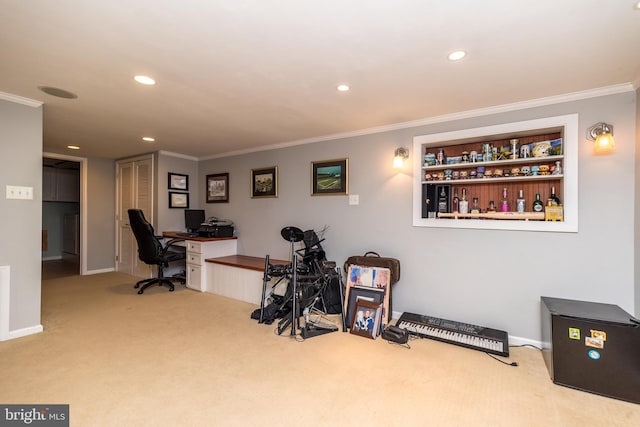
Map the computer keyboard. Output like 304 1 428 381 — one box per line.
175 232 198 237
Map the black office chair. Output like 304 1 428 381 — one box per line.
128 209 186 294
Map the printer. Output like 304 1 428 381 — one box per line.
198 218 234 238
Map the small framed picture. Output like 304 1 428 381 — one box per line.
206 173 229 203
168 172 189 191
349 300 382 339
251 166 278 198
344 286 385 330
169 192 189 208
311 158 348 196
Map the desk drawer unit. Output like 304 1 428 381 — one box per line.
185 239 237 292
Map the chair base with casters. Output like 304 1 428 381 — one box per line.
134 262 186 294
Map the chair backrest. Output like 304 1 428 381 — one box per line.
128 209 163 265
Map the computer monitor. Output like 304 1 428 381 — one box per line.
184 209 205 233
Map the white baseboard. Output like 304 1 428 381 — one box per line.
84 267 115 275
6 324 44 341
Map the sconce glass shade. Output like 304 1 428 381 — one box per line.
393 147 409 169
594 132 615 155
587 122 615 155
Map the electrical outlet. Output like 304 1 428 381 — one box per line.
6 185 34 200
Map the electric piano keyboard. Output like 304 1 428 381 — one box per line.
396 312 509 357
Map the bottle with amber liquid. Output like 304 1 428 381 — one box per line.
548 185 561 206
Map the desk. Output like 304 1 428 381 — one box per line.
163 232 238 292
206 255 289 305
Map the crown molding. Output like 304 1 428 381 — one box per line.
158 150 199 161
0 91 43 108
200 83 635 161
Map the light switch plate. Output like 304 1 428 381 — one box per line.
6 185 34 200
349 194 359 205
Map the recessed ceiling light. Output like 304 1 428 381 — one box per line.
38 86 78 99
67 145 80 150
337 84 350 92
142 137 155 142
448 50 467 61
134 75 156 85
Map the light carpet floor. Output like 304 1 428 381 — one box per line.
1 272 639 426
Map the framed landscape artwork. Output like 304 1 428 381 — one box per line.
251 166 278 198
311 158 348 196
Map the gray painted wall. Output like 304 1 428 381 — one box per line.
198 91 638 342
0 98 42 332
86 157 115 272
157 152 199 232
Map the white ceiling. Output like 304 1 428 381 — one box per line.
2 0 639 160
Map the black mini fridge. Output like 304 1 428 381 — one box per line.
541 296 640 404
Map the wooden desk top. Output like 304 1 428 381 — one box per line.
206 255 289 272
163 231 237 242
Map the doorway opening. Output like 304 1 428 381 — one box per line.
42 154 86 279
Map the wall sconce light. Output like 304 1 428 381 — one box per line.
586 122 615 155
393 147 409 169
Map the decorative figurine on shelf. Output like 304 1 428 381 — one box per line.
520 144 531 159
444 169 453 180
532 141 551 157
552 160 562 175
511 167 520 177
510 139 519 160
531 165 540 176
520 165 531 176
539 165 550 175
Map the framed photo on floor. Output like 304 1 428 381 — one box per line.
251 166 278 198
311 158 348 196
350 300 383 339
344 286 385 331
206 173 229 203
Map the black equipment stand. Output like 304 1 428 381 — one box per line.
259 226 343 339
277 226 305 336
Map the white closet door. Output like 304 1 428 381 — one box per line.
116 155 154 277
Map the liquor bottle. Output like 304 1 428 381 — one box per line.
487 200 497 212
516 189 526 213
438 187 448 213
549 185 561 206
533 193 544 212
459 188 469 214
452 187 459 213
500 187 510 212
